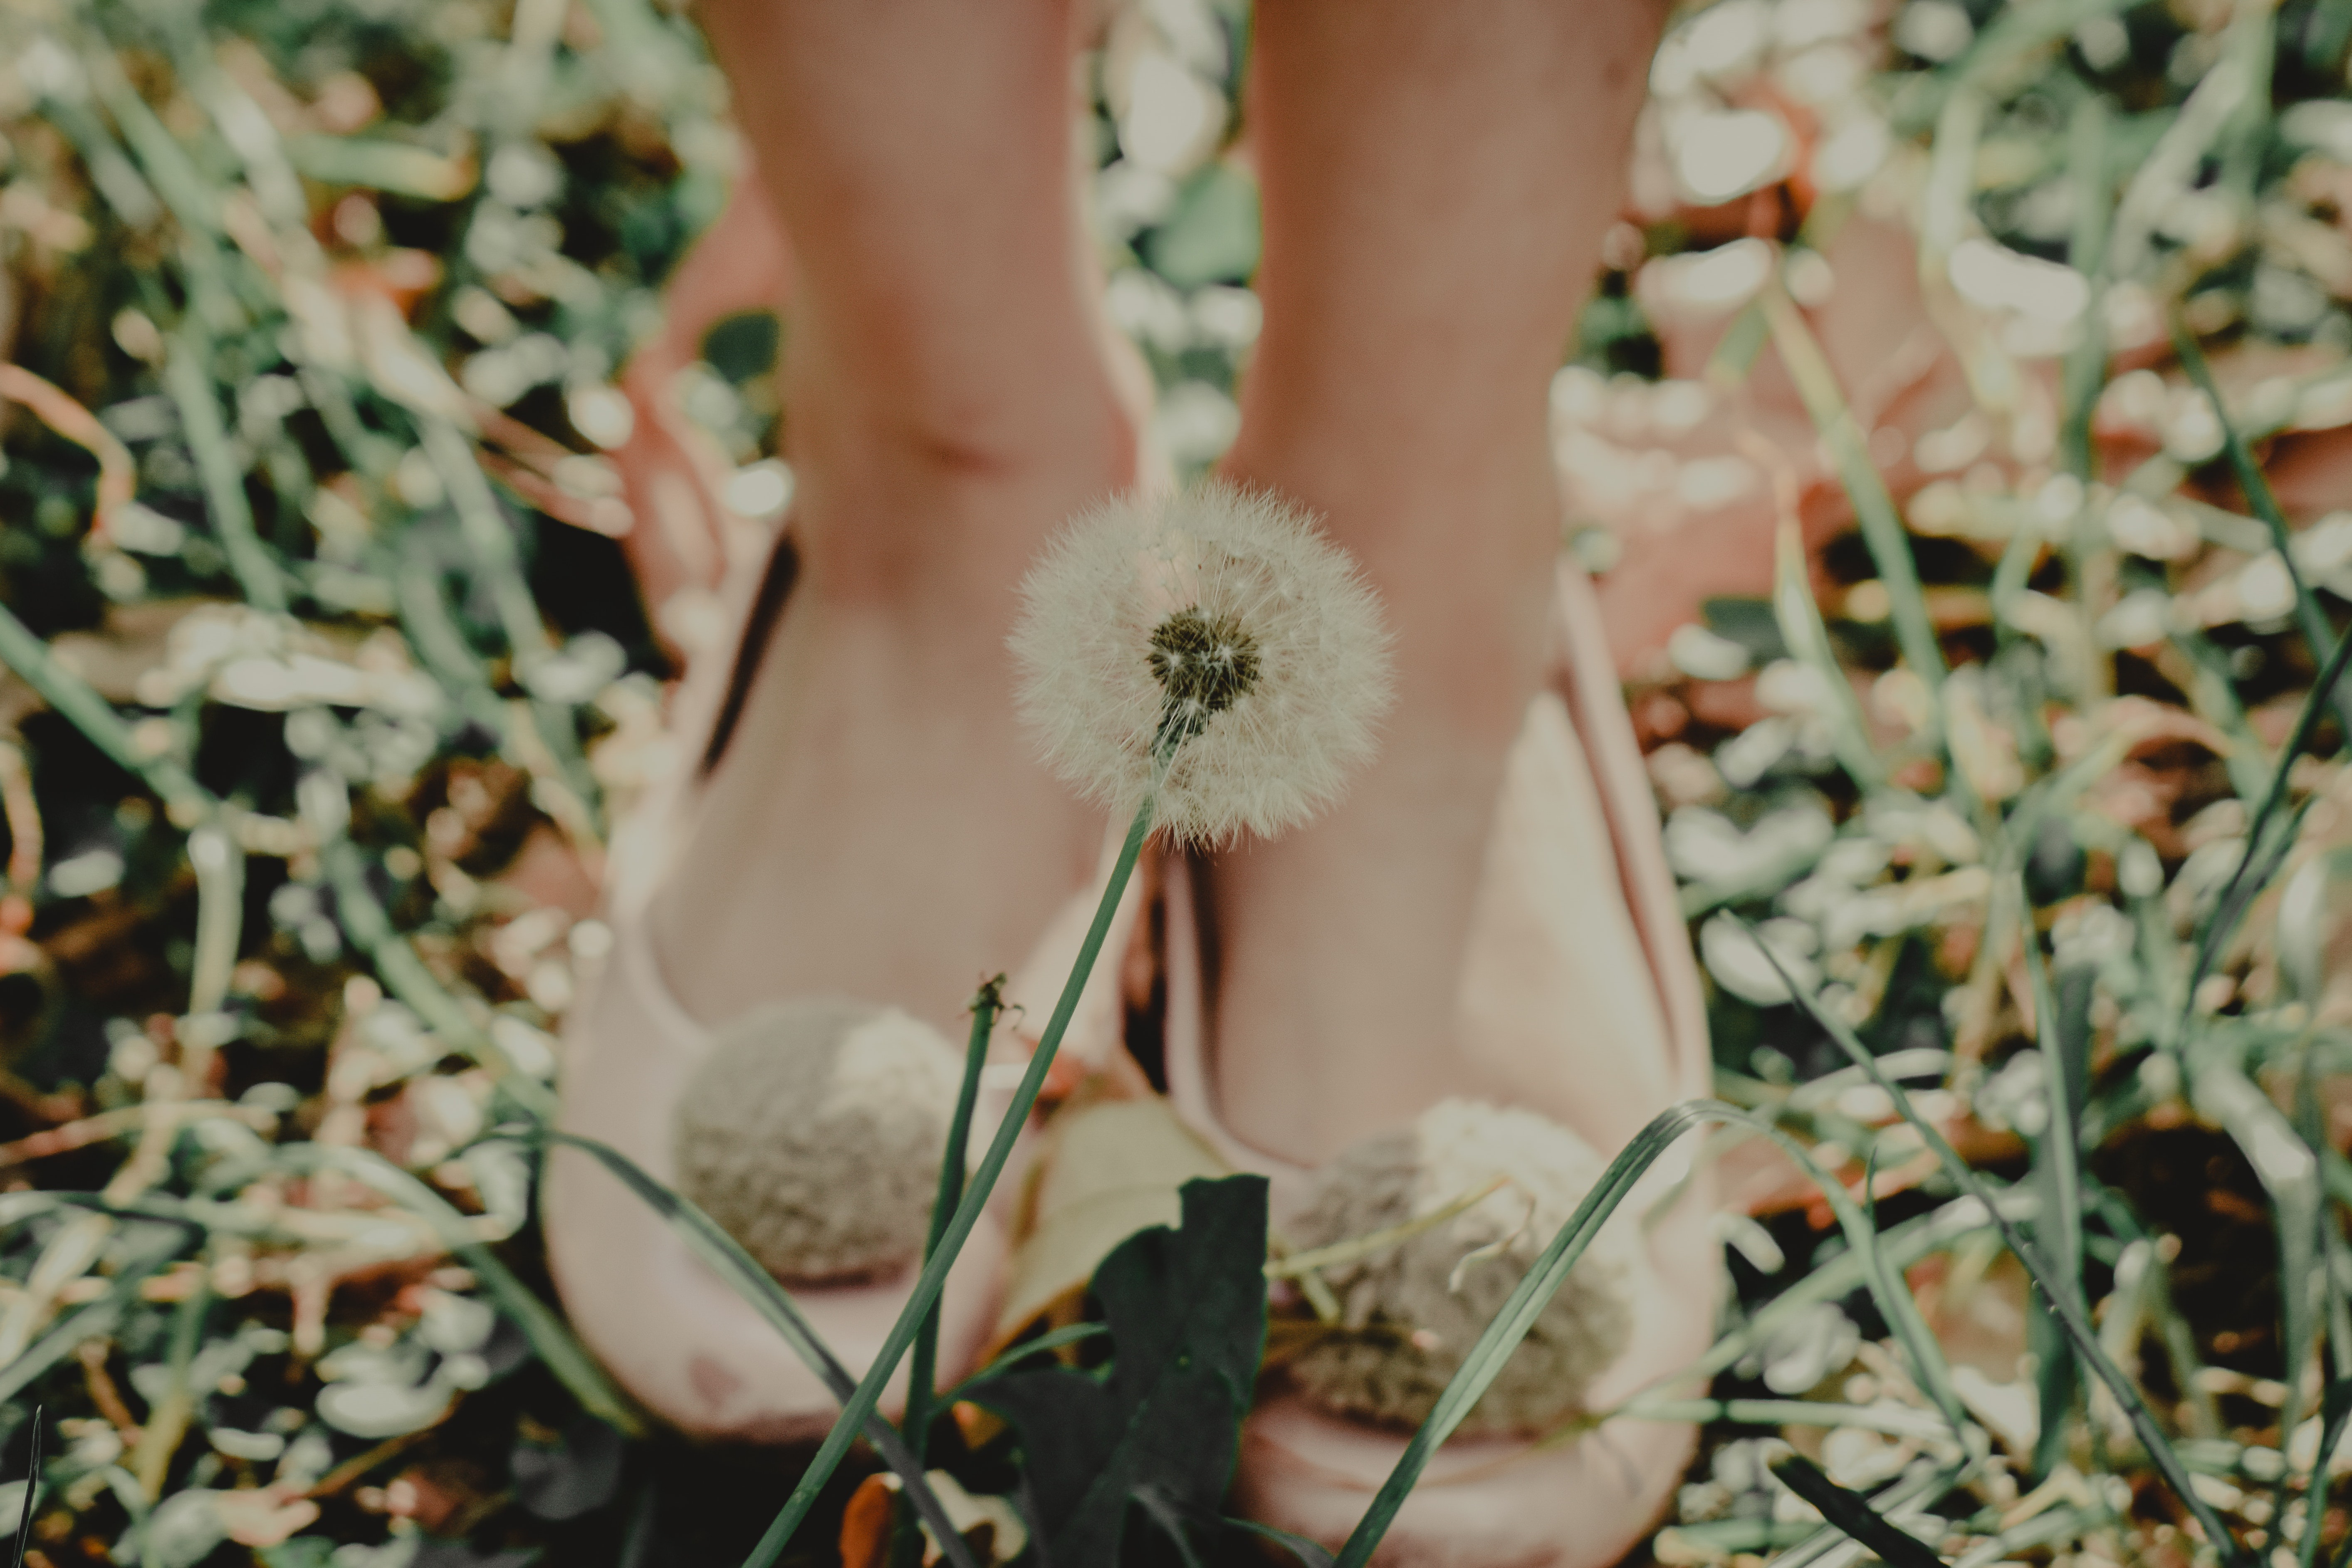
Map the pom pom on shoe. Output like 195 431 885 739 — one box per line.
671 999 962 1284
1284 1099 1639 1437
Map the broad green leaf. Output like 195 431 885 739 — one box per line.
965 1175 1269 1565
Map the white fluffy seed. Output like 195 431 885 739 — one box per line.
1284 1099 1638 1436
671 999 961 1284
1010 480 1394 845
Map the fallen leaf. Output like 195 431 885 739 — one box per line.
991 1096 1228 1348
837 1473 895 1568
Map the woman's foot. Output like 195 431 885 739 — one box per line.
650 0 1148 1040
548 386 1138 1439
648 406 1134 1041
1200 469 1676 1169
1153 546 1714 1568
1179 0 1674 1169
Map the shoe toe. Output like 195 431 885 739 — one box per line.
1236 1197 1716 1568
543 919 1007 1442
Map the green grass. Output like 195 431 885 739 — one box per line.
9 0 2352 1565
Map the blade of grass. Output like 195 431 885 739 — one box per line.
81 42 223 240
2172 322 2352 739
1766 1454 1980 1568
2110 51 2255 281
32 85 162 230
1683 1186 2038 1388
0 606 512 1140
1132 1484 1338 1568
1785 1457 1983 1567
2218 7 2276 205
1950 1504 2100 1568
1914 84 2021 440
1334 1101 1722 1567
2326 1220 2352 1388
0 1233 183 1408
394 561 523 745
901 976 1003 1458
2049 94 2116 707
1941 0 2139 106
164 339 289 615
943 1323 1114 1404
1759 285 1947 695
1855 1148 1972 1442
893 978 1004 1568
2300 1382 2352 1568
1771 1453 1947 1568
2019 893 2086 1478
2058 96 2112 485
1620 1399 1955 1441
129 1280 208 1498
532 1131 982 1568
185 821 243 1019
2182 622 2352 1019
742 793 1155 1567
1219 1519 1336 1568
2084 1188 2224 1439
320 840 557 1118
1917 82 1981 267
0 603 209 819
10 1406 40 1568
2191 1062 2322 1509
420 417 553 673
1265 1174 1512 1282
1774 516 1886 791
268 1142 643 1439
418 417 602 831
1337 1098 1971 1566
2174 632 2271 804
1741 924 2254 1568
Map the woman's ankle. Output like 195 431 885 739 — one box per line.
1213 439 1562 746
784 371 1139 612
1196 437 1591 1165
639 367 1131 1035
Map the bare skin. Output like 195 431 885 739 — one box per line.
1206 0 1671 1165
653 0 1126 1039
652 0 1672 1153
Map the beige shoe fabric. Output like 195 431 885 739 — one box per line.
542 528 1140 1440
544 905 1012 1442
1156 559 1721 1567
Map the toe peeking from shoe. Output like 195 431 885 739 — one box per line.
1283 1098 1640 1438
672 997 962 1284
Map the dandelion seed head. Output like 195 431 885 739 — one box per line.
671 998 959 1284
1011 480 1394 844
1284 1099 1639 1436
1148 606 1261 745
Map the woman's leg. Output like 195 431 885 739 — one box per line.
653 0 1135 1035
1210 0 1671 1164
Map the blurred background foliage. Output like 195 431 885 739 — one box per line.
10 0 2352 1563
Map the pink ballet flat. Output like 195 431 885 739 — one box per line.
543 533 1138 1442
1155 559 1721 1566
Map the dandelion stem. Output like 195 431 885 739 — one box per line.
742 791 1157 1568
